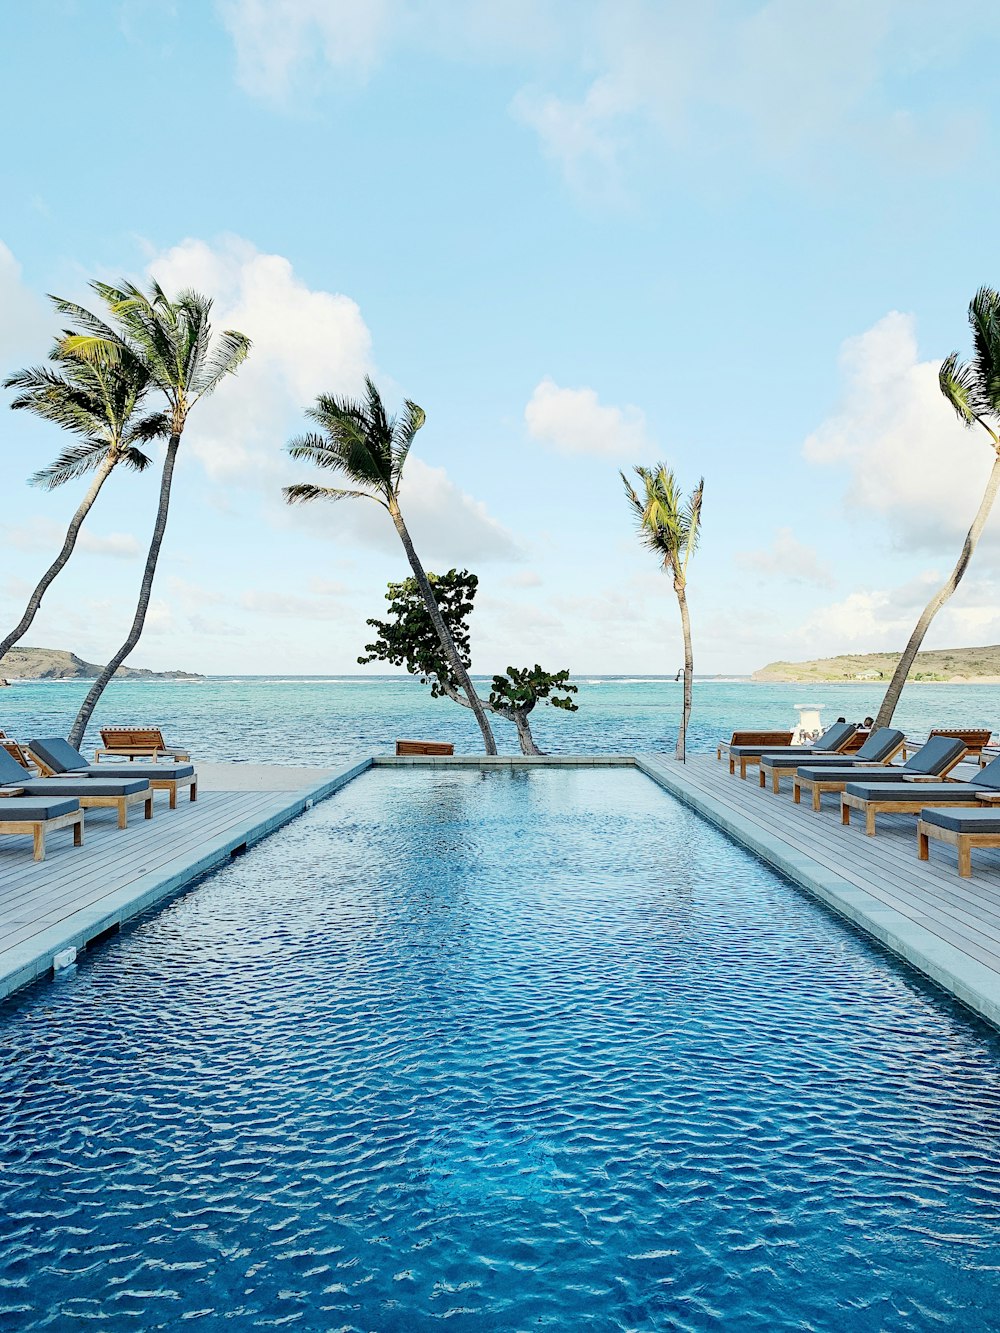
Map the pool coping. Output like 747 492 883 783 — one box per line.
3 752 999 1032
0 758 373 1004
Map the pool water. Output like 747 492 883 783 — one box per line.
2 768 999 1331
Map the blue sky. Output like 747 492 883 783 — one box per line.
3 0 1000 676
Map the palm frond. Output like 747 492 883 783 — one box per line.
622 462 701 573
391 398 426 480
968 286 1000 417
282 483 382 505
29 440 110 489
194 329 253 399
121 446 153 472
939 352 977 425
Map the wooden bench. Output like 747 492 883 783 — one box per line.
95 727 191 763
395 740 455 756
717 730 793 762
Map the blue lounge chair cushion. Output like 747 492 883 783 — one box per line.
843 781 978 803
0 796 79 821
20 778 149 798
0 749 30 785
969 755 1000 790
901 735 966 776
78 763 194 780
29 739 192 780
796 766 911 785
26 737 86 774
761 731 902 771
920 807 1000 834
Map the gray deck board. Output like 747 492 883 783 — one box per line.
639 755 1000 1027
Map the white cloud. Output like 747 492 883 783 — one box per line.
803 311 995 554
149 234 372 484
146 235 521 563
525 376 650 458
0 240 50 371
511 76 634 202
283 456 521 564
737 527 835 588
218 0 391 99
0 517 140 559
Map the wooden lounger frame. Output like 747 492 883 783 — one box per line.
787 741 907 806
0 790 84 861
31 748 194 812
917 816 1000 877
395 740 455 756
95 728 191 763
717 730 793 762
839 758 969 836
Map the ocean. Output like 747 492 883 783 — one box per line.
1 676 998 765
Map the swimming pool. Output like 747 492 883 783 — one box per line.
1 767 999 1331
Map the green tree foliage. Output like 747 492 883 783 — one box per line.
621 465 703 761
284 378 497 753
359 569 577 754
0 330 167 672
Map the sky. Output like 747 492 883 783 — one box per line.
2 0 1000 677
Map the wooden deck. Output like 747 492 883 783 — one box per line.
638 755 1000 1029
0 759 371 1002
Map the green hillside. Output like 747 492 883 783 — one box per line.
752 646 1000 684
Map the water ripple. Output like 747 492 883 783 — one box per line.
1 768 999 1331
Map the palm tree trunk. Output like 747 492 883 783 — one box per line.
388 500 497 754
675 580 694 762
67 435 180 750
0 454 117 671
875 451 1000 728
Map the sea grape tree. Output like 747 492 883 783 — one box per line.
359 569 578 755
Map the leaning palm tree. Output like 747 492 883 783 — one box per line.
622 465 704 761
875 286 1000 727
59 280 251 749
0 337 166 670
284 378 498 754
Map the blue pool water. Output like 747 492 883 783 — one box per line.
2 767 1000 1331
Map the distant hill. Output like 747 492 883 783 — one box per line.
0 647 201 684
752 646 1000 684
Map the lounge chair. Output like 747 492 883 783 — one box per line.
917 806 1000 876
395 740 455 756
0 737 40 773
901 727 992 765
0 789 83 860
758 727 905 794
836 738 978 835
29 737 197 809
727 721 858 779
716 730 793 762
95 726 191 763
0 746 152 830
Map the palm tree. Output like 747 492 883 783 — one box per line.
622 465 704 761
0 336 166 670
284 378 498 754
875 286 1000 727
58 280 251 749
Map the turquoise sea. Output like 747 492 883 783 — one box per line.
1 676 998 764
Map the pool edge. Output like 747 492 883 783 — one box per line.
636 755 1000 1032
